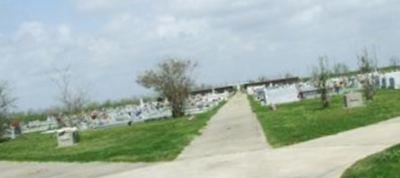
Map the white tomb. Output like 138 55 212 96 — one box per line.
57 127 79 147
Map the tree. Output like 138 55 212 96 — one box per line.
0 81 15 137
284 72 294 79
358 49 377 101
390 56 400 71
137 59 197 118
333 62 350 76
312 56 332 108
51 67 90 115
257 75 270 82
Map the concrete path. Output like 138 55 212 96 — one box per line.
0 161 149 178
178 93 269 160
2 93 400 178
104 94 400 178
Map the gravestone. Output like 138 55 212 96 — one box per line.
374 77 380 88
382 78 387 89
57 127 79 147
344 92 364 108
10 122 21 139
389 77 395 89
10 126 21 139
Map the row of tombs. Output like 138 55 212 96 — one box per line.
5 91 234 146
247 71 400 106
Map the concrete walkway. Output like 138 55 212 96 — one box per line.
2 93 400 178
104 93 400 178
178 93 269 160
0 162 148 178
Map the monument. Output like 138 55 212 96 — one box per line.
10 121 21 139
57 127 79 147
344 92 364 108
389 77 395 89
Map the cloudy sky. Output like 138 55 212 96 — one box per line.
1 0 400 111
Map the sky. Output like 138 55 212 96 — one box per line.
1 0 400 111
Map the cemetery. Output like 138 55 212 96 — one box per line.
0 90 231 162
3 0 400 177
247 70 400 148
3 92 231 138
249 90 400 147
2 65 400 177
0 100 227 162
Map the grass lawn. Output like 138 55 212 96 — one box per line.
341 144 400 178
249 89 400 148
0 102 225 163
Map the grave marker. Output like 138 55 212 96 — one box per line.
344 92 364 108
57 127 79 147
389 77 395 89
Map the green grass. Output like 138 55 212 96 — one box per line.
249 90 400 148
0 102 225 163
341 144 400 178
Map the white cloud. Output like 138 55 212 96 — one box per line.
154 15 207 38
58 24 71 37
291 5 323 24
86 37 122 66
74 0 131 11
2 0 400 110
104 13 133 32
16 21 46 42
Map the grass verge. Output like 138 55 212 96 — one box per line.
0 102 225 163
341 144 400 178
248 90 400 147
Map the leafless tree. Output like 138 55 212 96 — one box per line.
0 81 15 137
51 67 90 115
358 49 377 101
257 75 270 82
193 83 213 91
284 72 294 79
333 62 350 76
137 59 197 118
312 56 332 108
390 56 400 70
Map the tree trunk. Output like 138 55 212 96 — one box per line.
321 85 330 108
171 104 185 118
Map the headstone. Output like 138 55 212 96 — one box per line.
389 77 395 89
140 98 145 108
10 126 21 139
344 92 364 108
374 77 380 88
57 127 79 147
263 88 268 105
382 78 387 89
270 104 277 111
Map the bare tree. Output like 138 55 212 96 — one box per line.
193 83 213 91
390 56 400 70
51 67 90 115
333 62 350 76
312 56 332 108
256 75 270 82
137 59 197 118
284 72 294 79
0 81 15 137
358 49 377 101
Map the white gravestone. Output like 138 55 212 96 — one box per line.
344 92 364 108
57 127 79 147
